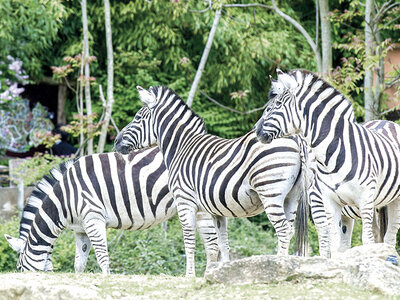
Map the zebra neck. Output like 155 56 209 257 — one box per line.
300 95 358 173
25 211 64 270
155 103 206 169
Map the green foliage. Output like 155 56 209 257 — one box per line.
0 217 19 271
9 153 70 186
44 0 317 140
0 0 66 78
329 0 400 120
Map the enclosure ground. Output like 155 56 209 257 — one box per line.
0 272 385 299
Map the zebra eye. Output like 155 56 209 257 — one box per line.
275 97 284 107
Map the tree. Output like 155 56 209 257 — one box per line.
81 0 94 154
329 0 400 121
97 0 115 153
271 0 332 75
319 0 332 75
0 0 65 78
187 8 221 107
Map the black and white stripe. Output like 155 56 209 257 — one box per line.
114 85 308 276
5 148 226 273
256 69 400 256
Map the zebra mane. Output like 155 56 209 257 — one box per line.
18 158 76 240
151 86 207 133
288 69 354 108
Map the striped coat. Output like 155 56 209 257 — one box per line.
114 85 308 276
256 69 400 256
5 148 226 273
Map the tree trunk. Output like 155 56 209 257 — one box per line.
186 9 221 107
318 0 332 77
271 0 322 73
364 0 379 121
97 0 114 153
81 0 93 154
57 84 67 124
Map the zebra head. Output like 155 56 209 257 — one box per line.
114 87 157 154
4 234 53 272
256 69 300 144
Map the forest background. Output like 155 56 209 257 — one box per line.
0 0 399 275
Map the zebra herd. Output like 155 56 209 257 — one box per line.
5 69 400 276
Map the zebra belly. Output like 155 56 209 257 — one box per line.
318 174 363 207
104 192 177 231
318 173 399 208
198 184 265 218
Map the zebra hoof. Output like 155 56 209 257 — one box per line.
386 255 399 266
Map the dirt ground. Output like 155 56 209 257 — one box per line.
0 272 386 300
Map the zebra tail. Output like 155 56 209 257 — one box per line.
18 159 75 239
294 166 309 257
378 206 388 243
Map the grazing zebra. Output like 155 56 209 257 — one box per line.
5 148 228 273
256 69 400 256
114 85 308 277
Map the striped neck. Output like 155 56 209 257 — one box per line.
294 71 357 170
24 197 66 270
153 91 206 169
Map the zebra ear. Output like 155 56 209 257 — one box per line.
4 234 25 253
137 86 156 107
276 69 297 90
270 74 285 95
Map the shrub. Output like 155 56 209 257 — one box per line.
0 217 19 271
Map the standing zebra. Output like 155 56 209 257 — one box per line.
5 148 228 273
114 85 308 277
256 69 400 255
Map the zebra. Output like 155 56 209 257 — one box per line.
114 85 309 277
255 69 400 256
4 148 229 273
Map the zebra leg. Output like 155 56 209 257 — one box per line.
196 211 219 268
372 208 383 242
176 201 198 277
324 198 343 257
309 183 330 257
359 193 376 245
74 231 91 273
44 249 54 272
384 200 400 246
262 197 292 255
338 214 354 252
83 218 110 274
212 215 230 262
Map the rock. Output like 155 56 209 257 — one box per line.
335 243 399 261
205 244 400 296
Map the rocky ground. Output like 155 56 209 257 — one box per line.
1 244 398 299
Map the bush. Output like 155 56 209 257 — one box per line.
0 217 19 271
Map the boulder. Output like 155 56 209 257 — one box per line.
205 243 400 296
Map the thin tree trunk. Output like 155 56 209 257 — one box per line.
318 0 332 76
81 0 93 154
374 20 384 114
364 0 378 121
186 9 221 107
57 84 67 124
271 0 322 72
98 0 114 153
